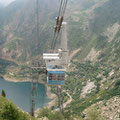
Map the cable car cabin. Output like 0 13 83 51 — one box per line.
47 65 66 86
48 71 65 86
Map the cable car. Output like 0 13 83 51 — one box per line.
47 65 66 86
43 22 68 86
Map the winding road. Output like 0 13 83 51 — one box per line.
63 91 72 109
55 90 72 111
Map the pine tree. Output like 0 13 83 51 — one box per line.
1 89 6 97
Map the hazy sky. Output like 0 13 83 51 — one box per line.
0 0 15 6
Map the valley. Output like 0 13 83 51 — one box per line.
0 0 120 119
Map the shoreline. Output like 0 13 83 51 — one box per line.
3 75 56 107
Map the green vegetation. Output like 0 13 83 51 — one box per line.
18 51 27 62
5 64 31 81
48 112 64 120
5 39 16 52
0 96 36 120
90 0 120 33
64 59 119 117
95 35 108 49
38 108 52 118
0 58 17 75
68 11 88 51
86 106 103 120
1 89 6 97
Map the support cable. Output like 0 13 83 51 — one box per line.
50 0 68 113
57 86 63 113
30 0 40 117
36 0 39 49
58 0 64 16
51 0 68 50
62 0 68 17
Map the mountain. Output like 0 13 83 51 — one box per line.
0 0 120 119
63 0 120 119
0 0 59 61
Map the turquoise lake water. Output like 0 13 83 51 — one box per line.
0 77 50 112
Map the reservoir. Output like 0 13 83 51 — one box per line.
0 77 51 112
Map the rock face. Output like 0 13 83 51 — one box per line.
85 48 100 62
104 22 120 42
100 97 120 120
80 81 96 98
83 96 120 120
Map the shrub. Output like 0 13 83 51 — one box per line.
1 102 20 120
37 108 52 118
48 112 64 120
86 106 103 120
1 89 6 97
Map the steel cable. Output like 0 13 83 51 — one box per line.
51 0 68 51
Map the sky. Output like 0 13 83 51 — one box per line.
0 0 15 6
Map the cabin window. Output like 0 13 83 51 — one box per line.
49 74 53 80
61 75 65 80
49 73 65 80
53 74 57 80
58 75 61 80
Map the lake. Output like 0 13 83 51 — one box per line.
0 77 51 112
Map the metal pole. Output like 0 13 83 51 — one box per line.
30 59 45 116
57 86 63 113
31 71 35 117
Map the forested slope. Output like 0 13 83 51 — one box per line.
63 0 120 119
